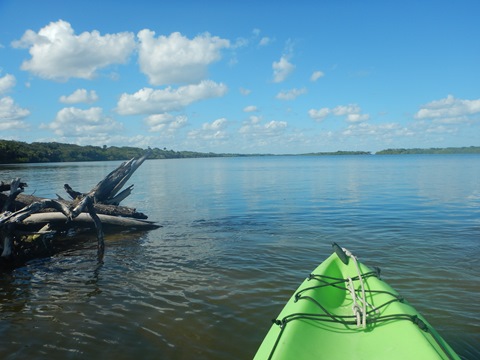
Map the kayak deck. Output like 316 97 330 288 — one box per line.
254 244 460 360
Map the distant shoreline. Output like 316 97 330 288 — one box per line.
375 146 480 155
0 139 479 164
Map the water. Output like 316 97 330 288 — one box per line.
1 155 479 359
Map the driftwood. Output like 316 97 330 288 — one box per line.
0 152 159 268
1 193 149 219
21 213 159 230
1 194 104 259
64 151 150 205
0 180 27 193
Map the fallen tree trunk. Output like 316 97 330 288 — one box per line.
1 195 104 260
64 150 150 205
21 212 159 230
0 193 149 219
0 180 27 193
0 151 159 268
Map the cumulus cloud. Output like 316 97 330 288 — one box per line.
137 30 230 85
239 116 287 137
276 87 307 100
145 113 188 133
264 120 288 131
310 71 324 82
414 95 480 123
345 113 370 122
45 107 123 137
342 122 412 138
0 119 28 131
249 115 262 124
308 108 330 121
60 89 99 104
0 96 30 125
203 118 228 131
272 56 295 83
12 20 136 81
232 37 249 49
0 74 16 94
116 80 228 115
259 37 272 46
243 105 258 112
240 87 251 96
252 28 272 47
188 118 229 140
309 104 369 122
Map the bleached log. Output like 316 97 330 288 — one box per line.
65 150 150 205
1 196 105 260
0 193 148 219
93 151 149 203
1 178 25 212
102 184 133 205
21 212 160 230
63 184 83 200
0 151 154 265
0 180 27 193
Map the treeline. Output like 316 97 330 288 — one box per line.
376 146 480 155
302 151 371 156
0 140 238 164
1 140 479 164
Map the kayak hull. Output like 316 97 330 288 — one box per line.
254 246 460 360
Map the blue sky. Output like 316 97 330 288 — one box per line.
1 0 479 154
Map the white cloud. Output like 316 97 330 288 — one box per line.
310 71 324 82
240 87 251 96
203 118 227 130
308 108 330 121
272 56 295 83
0 96 30 125
276 87 307 100
249 115 262 124
342 122 414 139
425 124 457 134
345 113 370 122
243 105 258 112
239 116 287 136
309 104 369 123
332 104 361 116
259 37 272 46
265 120 287 131
12 20 136 81
145 113 188 133
137 30 230 85
0 74 16 94
232 37 249 49
188 118 229 140
46 107 122 137
60 89 99 104
411 119 458 136
0 119 28 131
116 80 228 115
415 95 480 123
252 28 272 47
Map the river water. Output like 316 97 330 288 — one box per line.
0 155 479 359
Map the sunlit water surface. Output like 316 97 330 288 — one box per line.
1 155 479 359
